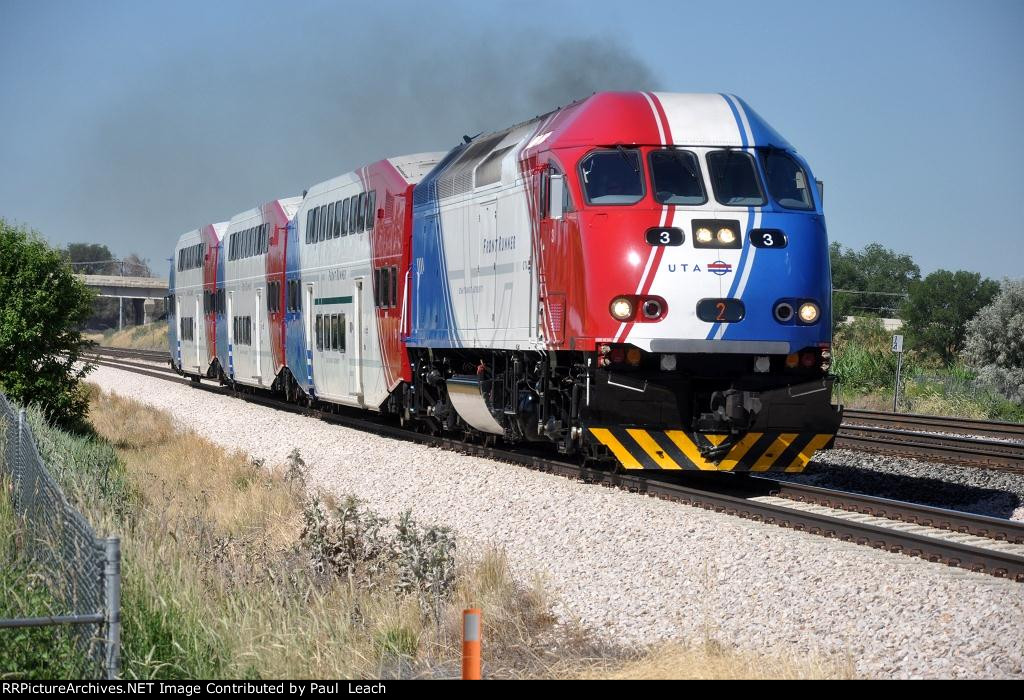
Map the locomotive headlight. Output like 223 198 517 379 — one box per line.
695 227 714 244
610 297 633 321
717 228 736 245
798 302 820 324
660 353 677 371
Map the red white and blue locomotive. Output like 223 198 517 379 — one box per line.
168 92 842 472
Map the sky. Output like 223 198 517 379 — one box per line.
1 0 1022 279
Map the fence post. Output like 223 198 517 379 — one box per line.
104 537 121 679
462 608 481 680
15 408 26 507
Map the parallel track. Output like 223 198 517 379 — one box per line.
843 408 1024 441
89 346 1024 582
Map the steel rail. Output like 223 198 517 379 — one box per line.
843 408 1024 441
835 427 1024 472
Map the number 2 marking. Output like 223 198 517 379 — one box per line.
716 302 726 321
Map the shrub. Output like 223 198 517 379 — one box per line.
832 317 911 392
0 219 96 429
962 278 1024 404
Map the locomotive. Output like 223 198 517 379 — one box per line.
169 92 842 472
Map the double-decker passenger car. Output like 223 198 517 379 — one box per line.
168 222 227 379
218 198 302 390
287 154 443 408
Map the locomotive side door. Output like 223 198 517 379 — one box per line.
477 199 497 340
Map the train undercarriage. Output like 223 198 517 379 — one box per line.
175 345 842 473
402 346 843 472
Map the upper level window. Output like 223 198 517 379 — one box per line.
761 150 815 210
706 150 766 206
648 149 706 205
579 149 644 205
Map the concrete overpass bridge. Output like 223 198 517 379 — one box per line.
77 274 168 328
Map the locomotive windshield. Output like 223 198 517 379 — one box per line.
762 150 815 210
706 150 766 206
648 149 707 205
580 149 645 204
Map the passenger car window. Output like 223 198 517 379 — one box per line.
366 191 377 231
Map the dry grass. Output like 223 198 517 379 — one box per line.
85 322 168 351
75 386 853 679
83 387 582 678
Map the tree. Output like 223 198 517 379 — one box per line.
901 270 999 365
64 242 117 274
0 219 96 428
830 242 920 322
962 279 1024 404
122 253 152 277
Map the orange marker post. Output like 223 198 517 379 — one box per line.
462 608 482 680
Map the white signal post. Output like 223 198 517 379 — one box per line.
892 334 904 412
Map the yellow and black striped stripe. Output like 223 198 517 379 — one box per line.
587 427 834 472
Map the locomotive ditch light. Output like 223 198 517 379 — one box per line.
610 297 634 321
716 228 736 245
774 302 794 323
754 355 770 373
641 298 664 320
660 353 677 371
798 302 820 324
695 227 714 244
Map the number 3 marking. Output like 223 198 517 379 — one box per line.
762 233 774 247
660 230 671 244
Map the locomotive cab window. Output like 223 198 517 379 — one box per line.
579 149 644 205
762 150 814 210
649 149 706 205
706 150 766 207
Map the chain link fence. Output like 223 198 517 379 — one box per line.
0 394 120 679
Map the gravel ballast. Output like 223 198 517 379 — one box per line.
779 450 1024 521
89 365 1024 679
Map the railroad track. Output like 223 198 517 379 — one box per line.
837 419 1024 473
86 345 169 363
89 347 1024 582
843 408 1024 441
87 347 1024 471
